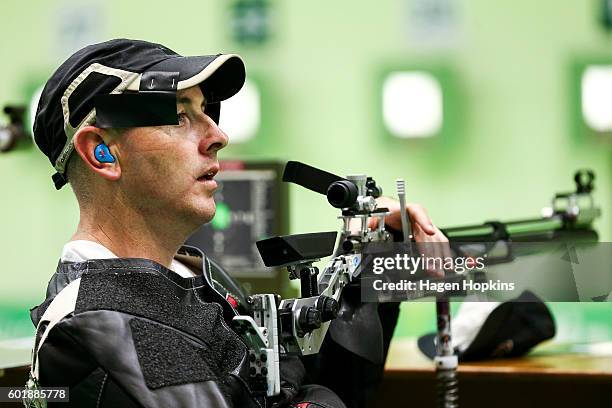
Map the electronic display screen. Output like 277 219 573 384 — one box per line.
186 167 284 278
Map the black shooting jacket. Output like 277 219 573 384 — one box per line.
30 246 399 408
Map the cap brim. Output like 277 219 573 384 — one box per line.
127 54 246 102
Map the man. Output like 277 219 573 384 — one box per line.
30 39 449 408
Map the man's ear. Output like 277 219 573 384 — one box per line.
72 126 121 182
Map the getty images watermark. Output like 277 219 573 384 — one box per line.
359 242 612 302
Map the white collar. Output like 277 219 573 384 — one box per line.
60 240 197 278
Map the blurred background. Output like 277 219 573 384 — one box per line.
0 0 611 347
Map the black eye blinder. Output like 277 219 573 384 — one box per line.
204 102 220 125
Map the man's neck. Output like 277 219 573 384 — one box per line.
72 204 190 269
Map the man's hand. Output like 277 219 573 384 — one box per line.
369 196 451 277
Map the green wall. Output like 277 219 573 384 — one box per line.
1 0 611 342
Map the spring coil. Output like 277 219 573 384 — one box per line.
436 367 459 408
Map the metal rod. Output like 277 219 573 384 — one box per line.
396 179 412 243
435 297 459 408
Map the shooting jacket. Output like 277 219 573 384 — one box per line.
30 246 397 408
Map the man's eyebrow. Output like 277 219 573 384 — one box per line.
177 96 206 109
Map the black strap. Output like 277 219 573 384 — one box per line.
52 172 68 190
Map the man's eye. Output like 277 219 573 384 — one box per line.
177 112 187 124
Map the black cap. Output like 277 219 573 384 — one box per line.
33 38 246 190
418 290 556 361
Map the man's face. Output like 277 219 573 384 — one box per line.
114 85 228 229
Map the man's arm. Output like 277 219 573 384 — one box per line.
304 200 449 408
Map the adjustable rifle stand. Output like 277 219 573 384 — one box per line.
434 297 459 408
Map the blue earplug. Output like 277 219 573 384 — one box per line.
94 143 115 163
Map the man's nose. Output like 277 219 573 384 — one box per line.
198 115 229 155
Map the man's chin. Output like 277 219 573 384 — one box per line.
177 196 215 227
191 203 216 226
